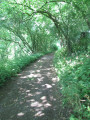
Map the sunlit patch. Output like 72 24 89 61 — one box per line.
35 88 38 90
28 93 33 96
37 77 44 83
39 66 42 68
42 85 45 87
17 82 20 85
28 99 35 102
47 72 51 75
52 77 58 82
44 103 52 108
26 90 30 93
17 112 24 116
40 68 51 72
20 76 27 79
37 107 44 111
45 84 52 88
47 72 51 77
29 84 33 86
35 111 45 117
28 73 42 78
27 74 34 78
35 92 41 95
52 83 55 86
31 101 43 107
47 68 51 70
42 99 47 103
36 70 40 72
34 64 38 67
40 96 46 100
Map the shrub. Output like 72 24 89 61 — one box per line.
0 53 44 86
54 49 90 119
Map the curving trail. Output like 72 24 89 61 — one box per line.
0 54 71 120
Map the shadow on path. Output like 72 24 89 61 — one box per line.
0 54 71 120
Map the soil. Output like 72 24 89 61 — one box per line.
0 54 71 120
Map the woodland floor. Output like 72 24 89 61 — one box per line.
0 54 72 120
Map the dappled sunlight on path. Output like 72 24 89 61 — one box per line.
0 54 71 120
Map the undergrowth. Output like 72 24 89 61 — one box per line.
0 53 44 87
54 48 90 120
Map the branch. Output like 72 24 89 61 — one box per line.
0 37 21 47
3 25 33 51
37 0 66 11
9 2 34 11
8 0 69 40
0 37 28 53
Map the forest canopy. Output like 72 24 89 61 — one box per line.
0 0 90 56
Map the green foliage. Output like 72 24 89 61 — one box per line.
0 0 90 118
54 48 68 61
54 48 90 119
0 53 43 86
1 0 90 55
51 44 58 51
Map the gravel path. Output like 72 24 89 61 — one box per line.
0 54 71 120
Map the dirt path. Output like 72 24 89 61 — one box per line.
0 54 71 120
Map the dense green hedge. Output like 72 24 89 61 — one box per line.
0 53 44 86
54 48 90 120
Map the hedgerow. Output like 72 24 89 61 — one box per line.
54 48 90 120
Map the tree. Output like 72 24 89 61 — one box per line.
0 0 89 55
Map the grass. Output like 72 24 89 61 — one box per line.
54 48 90 120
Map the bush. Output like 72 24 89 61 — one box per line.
54 49 90 119
0 53 44 86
